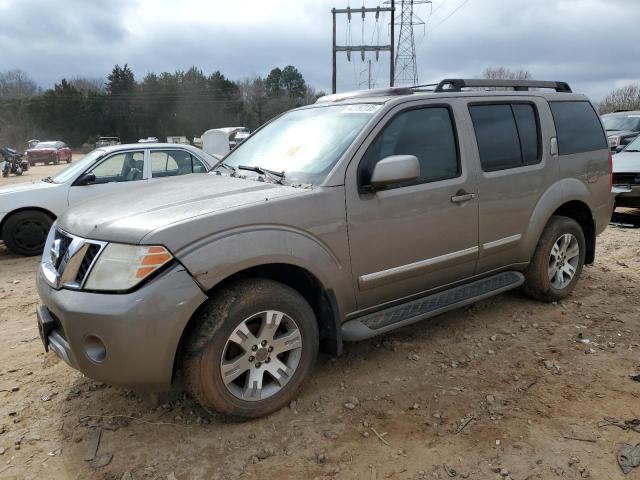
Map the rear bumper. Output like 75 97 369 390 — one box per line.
36 264 208 392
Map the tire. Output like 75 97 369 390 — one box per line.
183 278 319 418
523 215 586 302
53 156 59 165
1 210 53 256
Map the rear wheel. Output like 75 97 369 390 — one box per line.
183 278 319 418
1 210 53 256
523 215 586 301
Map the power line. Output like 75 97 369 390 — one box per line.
331 2 396 93
426 0 472 33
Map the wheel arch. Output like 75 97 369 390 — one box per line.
173 262 343 383
0 206 57 238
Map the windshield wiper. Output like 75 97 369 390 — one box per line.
624 149 640 152
215 161 237 173
42 176 54 183
237 165 286 184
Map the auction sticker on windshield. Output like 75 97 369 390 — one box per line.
341 104 381 114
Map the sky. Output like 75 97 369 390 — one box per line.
0 0 639 101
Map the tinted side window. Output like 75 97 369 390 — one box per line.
359 107 459 186
549 101 607 155
470 105 523 171
512 104 539 163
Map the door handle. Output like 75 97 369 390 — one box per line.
451 192 476 203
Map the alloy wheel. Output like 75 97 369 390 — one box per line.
548 233 580 289
220 310 302 401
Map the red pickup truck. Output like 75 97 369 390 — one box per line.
25 141 72 166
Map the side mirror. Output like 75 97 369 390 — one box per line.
74 172 96 186
369 155 420 189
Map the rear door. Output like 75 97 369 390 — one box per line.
149 149 208 179
468 98 556 272
67 149 148 206
345 99 480 309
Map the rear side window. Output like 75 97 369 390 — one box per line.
549 101 607 155
469 103 540 171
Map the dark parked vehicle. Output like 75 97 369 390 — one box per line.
601 111 640 153
612 135 640 209
1 147 29 177
25 141 72 166
37 79 613 418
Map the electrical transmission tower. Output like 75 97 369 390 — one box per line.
393 0 430 86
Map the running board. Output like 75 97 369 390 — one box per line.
342 271 524 341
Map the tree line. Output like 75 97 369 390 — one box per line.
0 65 322 149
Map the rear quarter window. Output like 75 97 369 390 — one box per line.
549 101 607 155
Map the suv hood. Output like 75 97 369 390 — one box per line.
58 174 305 244
606 129 637 138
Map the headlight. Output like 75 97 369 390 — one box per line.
84 244 173 291
608 136 621 148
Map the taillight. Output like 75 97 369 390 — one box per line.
608 152 613 192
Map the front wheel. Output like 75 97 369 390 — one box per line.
183 278 319 418
523 215 586 302
1 210 53 256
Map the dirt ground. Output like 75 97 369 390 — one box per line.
1 163 639 480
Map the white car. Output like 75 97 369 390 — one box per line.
0 143 219 256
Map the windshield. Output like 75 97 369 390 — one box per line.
221 104 379 185
51 149 105 183
602 115 640 132
34 141 59 149
623 135 640 151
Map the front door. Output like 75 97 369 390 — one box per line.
345 102 479 309
68 150 148 206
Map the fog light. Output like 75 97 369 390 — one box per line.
84 335 106 363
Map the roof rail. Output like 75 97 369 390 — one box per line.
315 87 414 103
434 78 572 93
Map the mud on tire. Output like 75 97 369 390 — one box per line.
523 215 586 302
182 278 319 418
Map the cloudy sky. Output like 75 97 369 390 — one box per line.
1 0 638 101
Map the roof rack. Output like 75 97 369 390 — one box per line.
433 78 572 93
315 78 573 104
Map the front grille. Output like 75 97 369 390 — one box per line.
45 227 106 290
75 243 101 284
54 230 73 269
613 173 640 185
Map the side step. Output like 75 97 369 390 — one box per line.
342 271 524 341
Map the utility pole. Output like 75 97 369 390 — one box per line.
331 2 395 94
394 0 430 86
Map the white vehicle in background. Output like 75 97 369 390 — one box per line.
232 127 251 148
95 137 121 148
0 144 218 256
138 137 159 143
166 136 190 145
